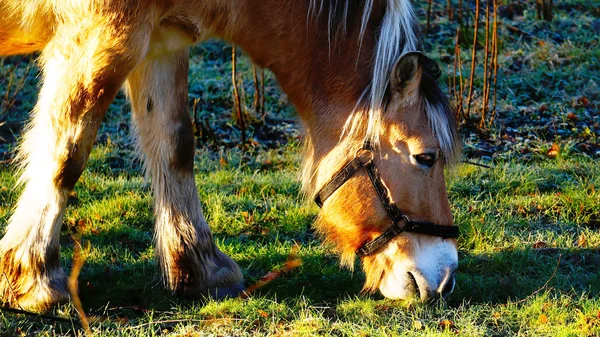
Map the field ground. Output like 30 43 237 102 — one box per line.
1 0 599 336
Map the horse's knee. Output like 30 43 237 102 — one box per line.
55 142 89 190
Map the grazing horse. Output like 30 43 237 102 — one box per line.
0 0 460 311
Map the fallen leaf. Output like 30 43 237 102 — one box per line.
219 157 228 167
77 219 87 232
439 319 455 329
240 245 303 298
413 320 424 330
547 143 560 158
533 241 548 249
566 112 578 121
577 234 587 248
257 310 269 318
578 97 590 106
538 314 548 324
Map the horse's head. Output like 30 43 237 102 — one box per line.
229 0 460 301
311 51 460 301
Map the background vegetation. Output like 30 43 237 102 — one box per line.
0 0 599 335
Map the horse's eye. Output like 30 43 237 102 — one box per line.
413 153 437 168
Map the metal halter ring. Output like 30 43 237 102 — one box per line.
355 147 374 165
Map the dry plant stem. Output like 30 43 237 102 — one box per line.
239 247 302 299
458 0 464 27
462 159 492 169
239 70 248 117
480 0 491 128
126 318 248 331
453 28 460 117
3 272 24 310
426 0 433 36
545 0 554 21
68 238 92 336
465 0 480 121
0 305 77 325
231 45 246 143
252 64 261 114
514 254 562 305
446 0 452 21
453 27 465 121
490 0 499 125
2 56 33 115
536 0 554 21
192 97 200 134
447 65 452 102
260 69 266 119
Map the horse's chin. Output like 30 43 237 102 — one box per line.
371 234 458 301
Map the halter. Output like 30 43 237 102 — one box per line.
314 142 459 258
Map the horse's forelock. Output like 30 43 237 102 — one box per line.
309 0 424 146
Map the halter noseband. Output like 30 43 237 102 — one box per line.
314 142 459 258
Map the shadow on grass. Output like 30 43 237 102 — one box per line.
63 218 600 315
72 243 366 315
449 247 600 306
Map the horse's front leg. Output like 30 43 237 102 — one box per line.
0 20 150 311
125 48 244 298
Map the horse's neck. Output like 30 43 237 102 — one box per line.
209 0 376 140
204 0 385 194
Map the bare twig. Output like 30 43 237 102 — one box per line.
252 64 264 116
489 0 500 125
2 272 24 311
480 0 492 129
426 0 433 36
125 318 248 331
0 306 78 325
231 45 246 143
513 254 562 305
239 245 302 299
462 159 493 169
465 0 481 121
68 237 92 336
458 0 464 27
260 69 266 119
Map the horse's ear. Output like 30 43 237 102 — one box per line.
391 52 423 97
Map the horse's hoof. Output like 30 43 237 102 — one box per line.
208 282 246 299
0 274 69 312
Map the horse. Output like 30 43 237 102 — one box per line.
0 0 461 311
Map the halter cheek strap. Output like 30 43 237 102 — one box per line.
314 143 459 258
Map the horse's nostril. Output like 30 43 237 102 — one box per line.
440 271 456 297
407 271 419 295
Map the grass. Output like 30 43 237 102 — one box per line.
1 0 600 336
1 146 598 336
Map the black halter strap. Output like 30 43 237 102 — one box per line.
314 143 459 258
